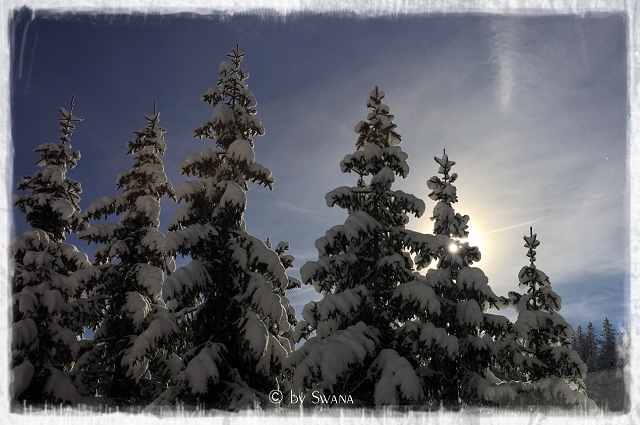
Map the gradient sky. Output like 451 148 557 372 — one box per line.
8 9 629 336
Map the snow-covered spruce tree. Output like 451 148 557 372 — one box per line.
75 103 176 405
287 87 448 408
155 45 297 410
405 150 516 407
508 227 595 408
11 98 91 405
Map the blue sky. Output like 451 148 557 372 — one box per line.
9 10 628 335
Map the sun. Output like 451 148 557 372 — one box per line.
458 223 484 255
460 226 482 252
447 224 484 256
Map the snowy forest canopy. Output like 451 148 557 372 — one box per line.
9 44 628 414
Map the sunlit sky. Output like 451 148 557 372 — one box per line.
7 6 630 335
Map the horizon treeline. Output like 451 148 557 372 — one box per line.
10 45 626 413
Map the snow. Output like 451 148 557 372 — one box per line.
160 353 184 381
392 190 425 217
344 210 381 241
255 333 288 375
392 280 441 315
434 152 455 174
288 322 379 392
180 149 224 175
371 349 424 406
49 323 81 357
242 310 269 358
456 299 484 327
228 138 255 165
514 310 572 340
419 322 458 358
127 358 150 384
140 228 165 254
135 195 161 224
174 180 204 202
77 222 119 243
238 233 289 290
14 287 37 315
301 285 371 335
125 291 151 327
41 164 65 185
126 310 179 361
211 103 235 127
325 186 354 208
179 343 225 395
13 318 38 348
470 371 518 403
200 86 221 101
43 289 67 313
22 250 56 269
51 199 75 219
84 195 127 218
164 223 218 253
370 166 395 189
136 264 164 300
242 272 287 328
163 260 210 302
248 162 274 188
527 377 598 410
10 360 34 398
58 242 90 268
44 368 82 404
316 285 368 323
108 239 129 258
218 181 247 210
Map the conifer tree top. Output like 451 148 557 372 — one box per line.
523 226 540 266
14 97 84 241
58 95 83 145
354 86 401 150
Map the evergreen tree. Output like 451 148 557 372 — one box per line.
11 98 90 405
411 150 514 407
598 318 617 371
508 228 594 408
155 45 297 410
570 325 585 361
287 87 447 407
582 322 599 373
74 103 176 405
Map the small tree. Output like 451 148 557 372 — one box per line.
570 325 585 361
582 322 599 373
156 45 297 410
288 87 446 407
508 228 595 408
598 318 617 371
11 98 90 405
75 103 176 405
415 150 513 407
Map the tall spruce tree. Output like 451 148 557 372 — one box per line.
508 228 595 408
155 45 297 410
74 104 176 405
412 150 515 407
582 322 599 373
287 87 447 407
571 325 586 361
11 98 90 405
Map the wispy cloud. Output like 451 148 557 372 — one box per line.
482 214 558 236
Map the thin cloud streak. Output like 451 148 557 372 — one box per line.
481 214 557 237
